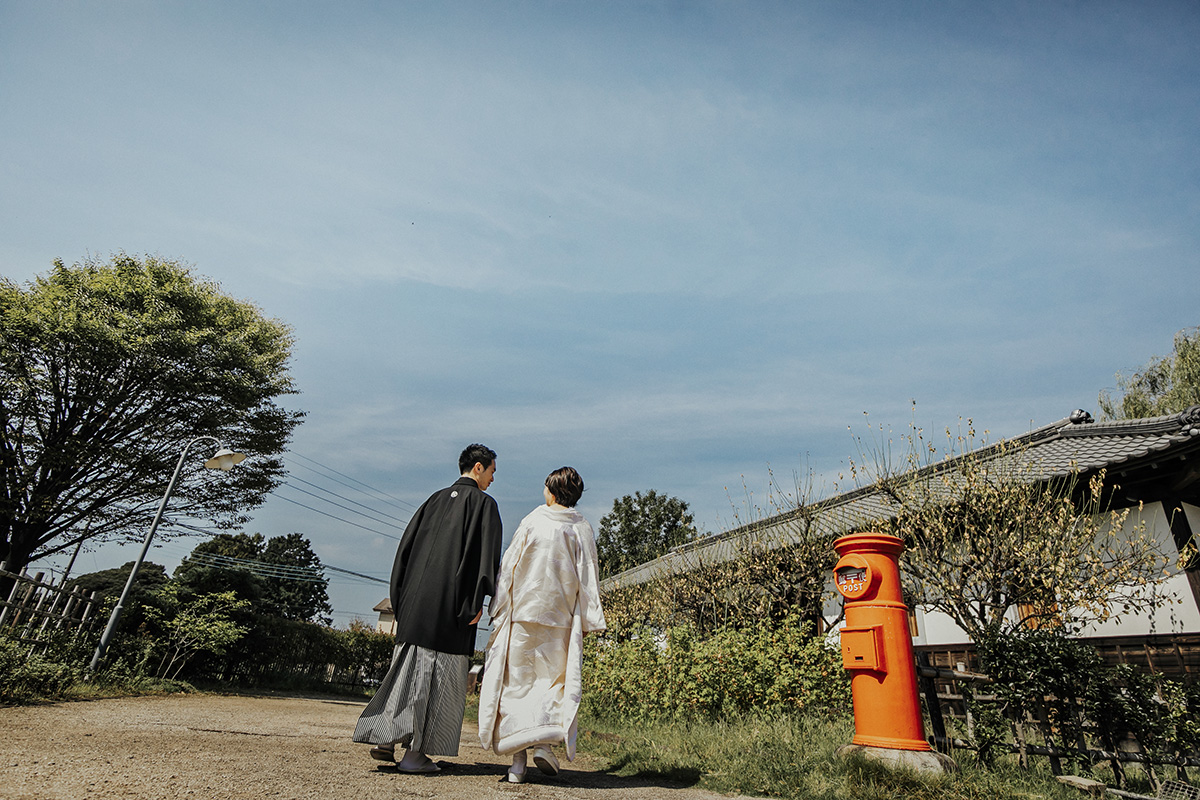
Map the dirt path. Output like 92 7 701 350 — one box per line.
0 693 749 800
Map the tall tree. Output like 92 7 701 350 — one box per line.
260 532 333 624
1099 326 1200 419
70 561 170 601
597 490 698 578
0 255 304 580
174 533 268 605
175 531 332 624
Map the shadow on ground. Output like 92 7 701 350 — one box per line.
370 760 704 790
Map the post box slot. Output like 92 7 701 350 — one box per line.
841 626 885 672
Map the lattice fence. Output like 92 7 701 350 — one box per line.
916 653 1199 794
0 568 102 648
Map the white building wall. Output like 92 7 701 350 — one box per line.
1076 501 1200 637
910 607 969 647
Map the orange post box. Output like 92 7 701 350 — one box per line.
833 532 931 753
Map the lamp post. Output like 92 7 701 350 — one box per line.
88 436 246 674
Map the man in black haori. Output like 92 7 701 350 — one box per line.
354 444 503 773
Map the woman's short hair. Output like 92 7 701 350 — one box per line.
545 466 584 508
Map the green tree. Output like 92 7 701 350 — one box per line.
0 254 303 581
68 561 171 633
69 561 170 601
143 583 250 679
260 532 333 624
597 490 698 578
1099 326 1200 419
174 531 331 624
851 420 1168 644
174 533 267 606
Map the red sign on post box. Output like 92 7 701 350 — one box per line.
834 554 874 600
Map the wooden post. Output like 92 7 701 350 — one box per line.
0 570 25 627
916 653 950 754
11 572 43 629
1009 708 1030 771
56 591 80 632
1033 697 1062 776
19 573 50 638
72 590 100 641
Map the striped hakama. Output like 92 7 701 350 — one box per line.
353 642 470 756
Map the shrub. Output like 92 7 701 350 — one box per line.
975 627 1200 784
0 633 82 703
584 610 849 721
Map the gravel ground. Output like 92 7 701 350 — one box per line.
0 693 752 800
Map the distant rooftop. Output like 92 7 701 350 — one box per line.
602 405 1200 590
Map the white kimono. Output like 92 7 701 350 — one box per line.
478 504 606 759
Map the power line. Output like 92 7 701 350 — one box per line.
182 552 326 582
183 551 321 577
164 451 413 546
287 451 420 514
170 521 228 538
148 518 393 587
279 481 406 532
285 474 410 527
272 494 403 544
324 564 388 584
163 525 393 582
181 551 388 586
111 454 407 600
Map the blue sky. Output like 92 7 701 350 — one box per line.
3 2 1198 626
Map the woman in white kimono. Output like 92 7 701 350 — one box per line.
478 466 606 783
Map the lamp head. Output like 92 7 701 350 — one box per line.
204 448 247 471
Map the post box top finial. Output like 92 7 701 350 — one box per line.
833 532 904 557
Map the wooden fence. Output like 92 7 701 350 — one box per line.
0 568 102 648
914 653 1200 794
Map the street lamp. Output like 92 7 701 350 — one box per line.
88 436 246 673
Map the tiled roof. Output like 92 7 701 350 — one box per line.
1015 405 1200 477
602 405 1200 590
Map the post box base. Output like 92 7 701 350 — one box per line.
851 732 931 751
837 744 958 775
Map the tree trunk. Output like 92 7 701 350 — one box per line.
0 538 36 608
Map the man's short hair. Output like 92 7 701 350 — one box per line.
459 443 497 474
545 466 584 508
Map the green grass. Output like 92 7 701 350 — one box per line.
577 710 1087 800
67 675 197 700
2 674 198 705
